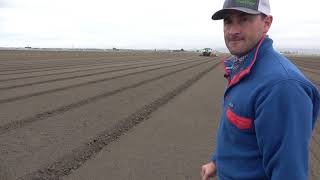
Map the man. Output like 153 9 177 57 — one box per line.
201 0 320 179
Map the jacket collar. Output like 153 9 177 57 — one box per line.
222 35 273 88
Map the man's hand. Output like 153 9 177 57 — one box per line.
201 161 217 180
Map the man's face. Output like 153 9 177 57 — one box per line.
223 10 271 57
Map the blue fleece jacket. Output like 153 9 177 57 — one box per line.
212 36 320 180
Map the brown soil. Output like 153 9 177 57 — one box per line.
0 50 318 180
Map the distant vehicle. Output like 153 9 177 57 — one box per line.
200 48 217 57
172 48 185 52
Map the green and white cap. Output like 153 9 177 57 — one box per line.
212 0 270 20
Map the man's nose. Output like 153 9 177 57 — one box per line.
227 23 241 35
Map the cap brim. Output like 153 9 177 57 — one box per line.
212 7 261 20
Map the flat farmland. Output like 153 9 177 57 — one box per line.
0 50 319 180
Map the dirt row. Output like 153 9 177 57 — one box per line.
0 58 195 80
0 50 193 66
0 50 319 179
0 60 206 125
0 51 220 179
0 53 195 74
0 59 197 92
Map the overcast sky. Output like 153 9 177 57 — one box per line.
0 0 319 50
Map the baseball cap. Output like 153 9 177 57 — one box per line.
212 0 270 20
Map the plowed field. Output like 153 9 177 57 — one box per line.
0 50 319 180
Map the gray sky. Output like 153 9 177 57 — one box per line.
0 0 319 49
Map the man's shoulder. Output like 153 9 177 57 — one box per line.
251 49 319 93
256 49 306 80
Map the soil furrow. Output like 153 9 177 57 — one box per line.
0 60 138 81
0 52 162 65
0 55 157 73
0 55 158 75
0 61 113 74
0 60 214 135
1 51 317 180
0 60 198 104
0 60 210 126
18 59 219 180
0 54 195 74
0 58 189 82
0 59 147 76
0 59 196 90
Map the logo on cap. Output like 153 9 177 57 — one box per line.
235 0 257 7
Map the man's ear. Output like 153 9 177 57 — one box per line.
263 15 273 33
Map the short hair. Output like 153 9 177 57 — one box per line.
260 14 267 20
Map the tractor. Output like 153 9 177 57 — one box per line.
201 48 216 56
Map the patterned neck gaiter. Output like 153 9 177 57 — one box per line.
231 54 249 74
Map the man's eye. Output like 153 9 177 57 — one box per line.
240 17 248 22
224 19 231 24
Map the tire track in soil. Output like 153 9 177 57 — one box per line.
0 60 199 104
18 60 220 180
0 59 196 90
0 60 215 136
0 58 190 82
